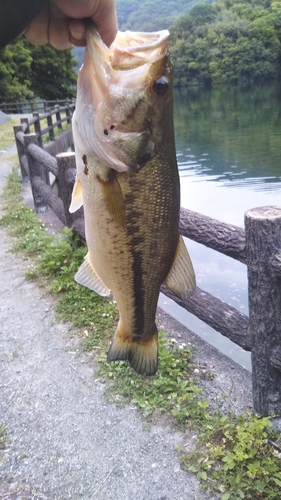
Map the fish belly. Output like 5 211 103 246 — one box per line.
83 148 179 375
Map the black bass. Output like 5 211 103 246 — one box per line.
70 27 196 375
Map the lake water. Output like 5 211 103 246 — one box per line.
158 83 281 371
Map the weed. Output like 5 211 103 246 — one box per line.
0 425 7 449
1 168 281 500
40 119 72 145
97 333 209 423
181 412 281 499
0 119 18 150
0 169 116 352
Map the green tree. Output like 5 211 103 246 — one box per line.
169 0 281 86
117 0 200 31
0 37 32 101
189 3 217 25
0 36 77 102
28 42 77 100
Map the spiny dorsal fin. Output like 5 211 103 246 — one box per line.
164 235 196 300
97 170 126 230
75 253 110 297
69 176 83 213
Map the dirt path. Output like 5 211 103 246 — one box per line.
0 148 252 499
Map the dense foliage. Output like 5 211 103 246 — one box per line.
0 37 77 102
170 0 281 86
116 0 208 31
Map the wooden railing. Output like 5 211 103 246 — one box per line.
12 115 281 426
1 98 75 114
14 104 76 184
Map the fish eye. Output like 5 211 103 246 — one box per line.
152 76 169 96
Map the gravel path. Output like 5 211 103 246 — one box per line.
0 147 252 499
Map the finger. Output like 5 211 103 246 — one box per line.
69 19 86 46
23 6 49 45
92 1 118 47
47 4 72 50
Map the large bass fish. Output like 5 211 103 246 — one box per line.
70 26 196 376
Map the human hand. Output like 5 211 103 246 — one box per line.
23 0 117 49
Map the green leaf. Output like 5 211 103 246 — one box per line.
221 494 231 500
187 465 198 473
273 476 281 487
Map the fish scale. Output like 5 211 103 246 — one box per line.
70 27 196 375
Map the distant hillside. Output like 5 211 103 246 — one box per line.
117 0 213 32
169 0 281 87
73 0 213 71
72 46 84 71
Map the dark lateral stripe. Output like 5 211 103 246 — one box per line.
125 193 145 336
128 234 145 336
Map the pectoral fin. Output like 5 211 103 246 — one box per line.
69 176 83 213
97 171 126 230
164 236 196 299
75 253 110 296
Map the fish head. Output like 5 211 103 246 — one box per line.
73 27 173 172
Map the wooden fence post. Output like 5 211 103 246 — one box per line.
33 112 43 148
55 105 62 130
245 206 281 429
56 152 84 230
46 108 55 141
20 117 30 134
13 125 29 182
24 133 49 213
65 99 71 124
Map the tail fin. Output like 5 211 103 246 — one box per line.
107 323 158 376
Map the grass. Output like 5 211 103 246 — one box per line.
0 119 18 149
1 167 281 500
40 118 72 145
0 425 7 450
0 113 71 151
180 413 281 499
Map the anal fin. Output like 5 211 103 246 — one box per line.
97 170 126 230
69 176 83 213
75 253 110 297
107 322 158 376
164 235 196 299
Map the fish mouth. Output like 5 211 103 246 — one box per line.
74 27 170 171
84 26 170 111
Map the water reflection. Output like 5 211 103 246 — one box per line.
174 83 281 189
158 83 281 372
177 150 281 190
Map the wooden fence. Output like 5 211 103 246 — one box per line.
12 113 281 427
1 98 75 114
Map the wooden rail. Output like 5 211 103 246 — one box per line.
12 115 281 427
0 98 75 114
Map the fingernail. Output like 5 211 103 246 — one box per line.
69 20 86 41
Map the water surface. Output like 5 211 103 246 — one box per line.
158 83 281 371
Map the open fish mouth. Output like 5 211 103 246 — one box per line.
74 26 172 172
84 27 170 110
98 29 170 70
